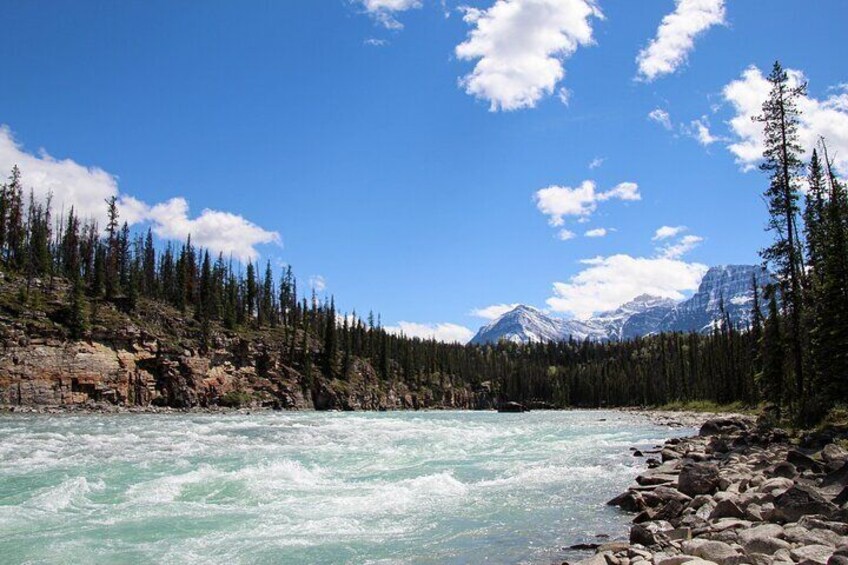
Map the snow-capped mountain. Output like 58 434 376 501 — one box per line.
468 305 606 345
661 264 771 333
591 294 677 340
469 265 771 345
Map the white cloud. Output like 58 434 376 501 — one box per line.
584 227 607 237
558 228 576 241
653 225 687 240
125 197 281 262
636 0 725 82
385 321 475 343
358 0 422 29
309 275 327 292
687 116 720 145
600 181 640 202
723 65 848 173
588 156 605 169
0 125 120 224
547 254 708 319
470 303 520 320
534 180 641 227
658 234 704 259
364 38 389 47
0 125 280 262
649 108 673 130
455 0 603 111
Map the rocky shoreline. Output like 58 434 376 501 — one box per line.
571 415 848 565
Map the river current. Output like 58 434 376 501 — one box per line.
0 410 689 564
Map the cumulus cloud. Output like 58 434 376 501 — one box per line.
588 156 605 169
455 0 603 111
658 234 704 259
358 0 422 29
0 126 280 262
584 227 607 237
649 108 673 130
558 229 577 241
470 303 520 320
687 116 721 145
636 0 726 82
534 180 641 227
547 254 708 319
653 225 687 240
0 125 120 224
723 65 848 173
385 321 475 343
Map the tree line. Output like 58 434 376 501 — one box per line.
0 61 845 420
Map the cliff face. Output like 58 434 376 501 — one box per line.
0 329 494 410
0 276 494 411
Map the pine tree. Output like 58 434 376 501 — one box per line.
813 141 848 401
759 285 785 417
755 61 808 418
245 262 257 324
142 228 156 297
68 271 88 339
5 166 25 269
323 297 338 377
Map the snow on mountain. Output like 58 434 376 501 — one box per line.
469 265 771 345
660 264 771 333
591 294 677 340
468 305 605 345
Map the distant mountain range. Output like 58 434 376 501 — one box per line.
470 265 771 345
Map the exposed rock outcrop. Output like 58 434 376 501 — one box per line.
585 416 848 565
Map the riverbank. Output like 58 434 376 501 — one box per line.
576 415 848 565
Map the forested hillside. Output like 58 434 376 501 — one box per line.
0 62 846 423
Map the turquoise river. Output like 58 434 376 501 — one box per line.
0 410 690 564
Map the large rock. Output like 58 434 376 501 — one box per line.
699 417 751 437
791 545 836 565
739 523 786 545
630 521 674 547
822 445 848 470
742 535 792 555
709 499 745 520
679 463 721 496
828 546 848 565
773 485 838 523
682 539 742 565
607 490 646 512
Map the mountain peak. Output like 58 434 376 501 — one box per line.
469 264 771 345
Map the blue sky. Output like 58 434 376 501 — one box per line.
2 0 847 342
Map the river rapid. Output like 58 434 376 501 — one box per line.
0 410 690 564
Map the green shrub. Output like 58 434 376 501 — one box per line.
219 390 253 408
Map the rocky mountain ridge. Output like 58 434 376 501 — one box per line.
470 265 771 345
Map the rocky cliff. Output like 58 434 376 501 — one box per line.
0 274 494 411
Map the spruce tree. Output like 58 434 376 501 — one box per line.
755 61 808 417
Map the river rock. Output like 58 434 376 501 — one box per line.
645 486 693 506
699 418 750 437
773 485 838 522
742 535 792 555
827 546 848 565
630 521 673 547
709 500 745 520
791 545 836 565
679 463 720 496
822 445 848 470
608 491 647 512
681 539 742 565
738 523 785 544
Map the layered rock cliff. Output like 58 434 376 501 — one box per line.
0 274 494 411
